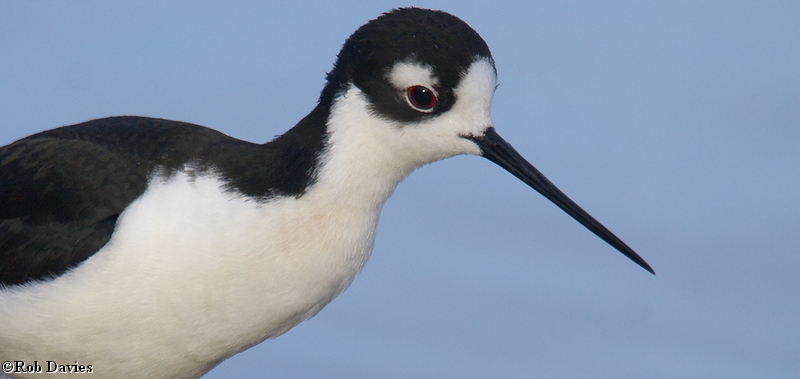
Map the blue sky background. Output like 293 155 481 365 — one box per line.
2 1 798 378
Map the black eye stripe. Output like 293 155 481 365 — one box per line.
406 85 437 112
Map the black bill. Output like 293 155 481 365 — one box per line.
465 127 654 274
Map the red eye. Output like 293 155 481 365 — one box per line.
406 85 437 112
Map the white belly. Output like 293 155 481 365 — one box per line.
0 172 379 378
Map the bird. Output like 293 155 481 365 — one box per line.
0 7 653 379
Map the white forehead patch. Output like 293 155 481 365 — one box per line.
440 57 497 138
386 61 438 90
456 58 495 107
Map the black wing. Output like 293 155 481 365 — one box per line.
0 117 228 286
1 113 329 287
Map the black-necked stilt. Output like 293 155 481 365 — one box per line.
0 8 653 378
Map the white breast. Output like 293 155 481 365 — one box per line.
0 88 419 379
0 167 384 377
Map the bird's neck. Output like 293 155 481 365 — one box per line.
306 87 417 212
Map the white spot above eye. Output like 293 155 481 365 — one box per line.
386 61 438 90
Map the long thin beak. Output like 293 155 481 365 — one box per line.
465 127 655 275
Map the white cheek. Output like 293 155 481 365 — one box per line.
325 57 498 170
403 58 498 159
